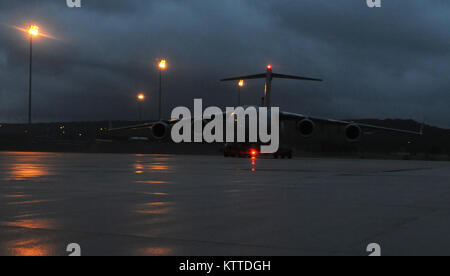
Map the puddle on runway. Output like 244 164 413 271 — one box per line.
7 239 53 256
1 218 58 230
136 247 173 256
135 180 171 184
0 152 53 181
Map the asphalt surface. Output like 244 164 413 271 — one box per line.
0 152 449 256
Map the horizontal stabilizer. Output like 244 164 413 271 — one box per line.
221 74 267 81
272 73 322 82
221 73 322 82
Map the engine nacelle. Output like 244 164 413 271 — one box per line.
151 121 170 140
345 123 362 142
297 119 316 137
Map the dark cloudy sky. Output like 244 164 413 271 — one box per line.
0 0 449 127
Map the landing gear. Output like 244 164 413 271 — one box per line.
273 149 293 159
224 143 293 159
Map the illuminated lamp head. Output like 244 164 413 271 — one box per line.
28 25 39 36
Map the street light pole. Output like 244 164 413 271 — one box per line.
138 100 142 121
238 85 241 106
159 68 162 121
28 34 33 125
158 59 166 121
238 80 244 107
27 25 39 126
137 93 145 121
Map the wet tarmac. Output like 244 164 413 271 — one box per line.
0 151 449 256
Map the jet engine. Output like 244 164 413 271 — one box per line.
151 121 170 140
297 119 316 137
344 123 362 142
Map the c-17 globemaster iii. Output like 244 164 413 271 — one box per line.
108 65 423 159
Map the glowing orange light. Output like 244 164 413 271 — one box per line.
267 65 272 70
138 247 173 256
238 80 245 87
137 93 145 101
28 25 39 36
9 163 48 180
159 59 167 70
251 149 258 156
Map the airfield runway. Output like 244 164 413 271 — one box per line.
0 151 449 256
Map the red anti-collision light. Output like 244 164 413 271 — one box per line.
267 65 272 70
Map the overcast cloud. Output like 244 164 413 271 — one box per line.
0 0 449 127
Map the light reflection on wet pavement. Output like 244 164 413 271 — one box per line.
0 151 449 256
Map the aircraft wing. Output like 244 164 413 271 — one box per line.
108 119 179 132
280 111 423 135
108 122 156 132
